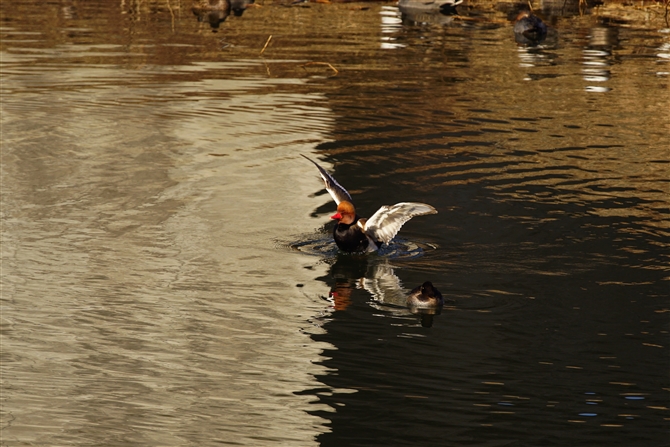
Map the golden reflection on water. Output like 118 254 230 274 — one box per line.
2 54 342 443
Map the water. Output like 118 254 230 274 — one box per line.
1 0 668 445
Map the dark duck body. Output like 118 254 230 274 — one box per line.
514 11 547 44
333 217 372 253
192 0 254 30
333 220 368 252
302 155 437 253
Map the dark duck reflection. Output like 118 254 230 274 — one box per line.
192 0 254 31
406 281 443 328
358 262 409 308
302 155 437 253
324 255 446 327
513 10 547 45
326 253 371 311
322 256 404 312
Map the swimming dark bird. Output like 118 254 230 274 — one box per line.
513 11 547 44
192 0 254 30
407 281 444 327
397 0 463 15
407 281 444 308
302 155 437 253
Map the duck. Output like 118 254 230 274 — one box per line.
302 154 437 253
397 0 463 15
407 281 444 308
513 10 547 44
192 0 231 30
192 0 254 30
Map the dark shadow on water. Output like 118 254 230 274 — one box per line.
296 160 669 446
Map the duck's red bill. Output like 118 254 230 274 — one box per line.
330 212 342 220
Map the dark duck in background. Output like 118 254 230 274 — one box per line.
192 0 255 31
514 10 547 45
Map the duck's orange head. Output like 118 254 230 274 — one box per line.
330 201 356 223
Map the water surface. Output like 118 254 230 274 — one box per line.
1 0 668 445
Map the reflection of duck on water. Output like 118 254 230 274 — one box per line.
335 257 446 328
513 10 547 45
327 253 370 311
192 0 255 31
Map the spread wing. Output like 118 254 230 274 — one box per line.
301 154 353 205
363 202 437 244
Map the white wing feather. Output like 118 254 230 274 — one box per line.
363 202 437 244
302 154 353 205
358 263 409 306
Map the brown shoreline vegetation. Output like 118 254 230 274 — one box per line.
590 0 669 26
